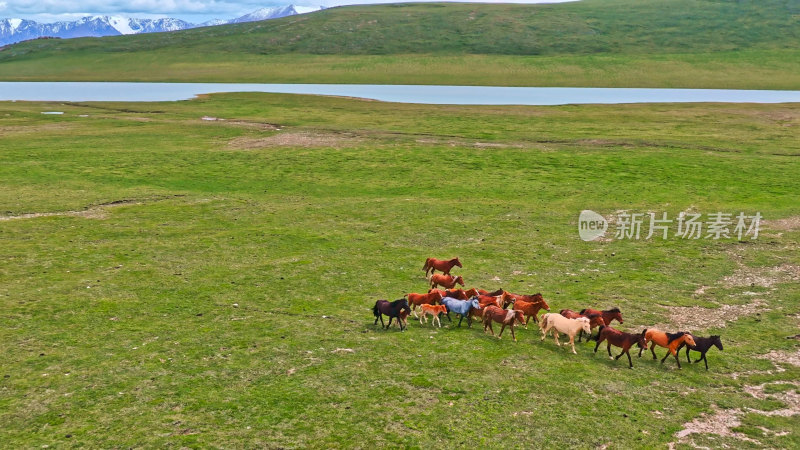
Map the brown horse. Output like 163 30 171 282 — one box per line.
477 288 504 296
430 274 465 290
443 288 469 300
639 329 697 369
463 288 481 298
560 309 605 341
593 326 648 369
406 291 444 317
503 292 549 323
423 257 462 276
580 307 623 326
477 294 513 309
482 305 526 342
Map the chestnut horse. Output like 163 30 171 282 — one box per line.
560 309 605 342
580 307 624 326
540 313 592 354
677 334 723 370
477 288 504 296
638 329 696 369
482 305 526 342
419 304 448 327
406 291 443 317
423 257 462 276
506 293 549 326
593 326 648 369
430 274 465 290
373 298 411 331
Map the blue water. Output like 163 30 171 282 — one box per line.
1 82 799 105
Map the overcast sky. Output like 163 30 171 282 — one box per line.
0 0 577 24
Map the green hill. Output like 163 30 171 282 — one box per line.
1 0 799 88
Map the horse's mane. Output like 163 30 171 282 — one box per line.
604 307 621 313
666 331 686 343
579 308 588 315
586 313 601 319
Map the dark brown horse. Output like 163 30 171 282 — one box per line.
677 334 723 370
430 274 465 290
373 298 411 331
593 326 648 369
580 307 623 326
482 305 526 342
560 309 605 341
423 257 462 276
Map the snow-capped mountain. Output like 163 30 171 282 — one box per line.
0 5 324 46
228 5 324 24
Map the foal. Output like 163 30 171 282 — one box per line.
419 304 448 327
677 335 723 370
593 326 648 369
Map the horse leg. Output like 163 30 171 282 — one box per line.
553 330 561 347
593 335 604 354
445 312 452 323
577 329 583 343
703 354 709 370
694 350 705 364
498 323 506 339
607 343 613 359
510 325 517 342
660 350 670 365
412 304 419 319
467 315 473 328
378 314 386 328
386 316 394 329
569 335 577 354
650 342 658 360
674 350 681 369
434 315 441 328
457 315 464 327
625 350 633 369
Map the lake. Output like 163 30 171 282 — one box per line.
1 82 800 105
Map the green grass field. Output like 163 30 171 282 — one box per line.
1 0 799 88
1 93 799 447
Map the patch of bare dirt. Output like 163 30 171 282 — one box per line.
757 348 800 368
763 216 800 232
722 263 800 288
228 131 362 149
743 381 800 417
660 298 767 331
0 197 179 221
673 405 759 444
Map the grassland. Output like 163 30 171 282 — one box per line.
1 0 799 88
1 93 799 447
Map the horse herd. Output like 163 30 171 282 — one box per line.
372 257 724 369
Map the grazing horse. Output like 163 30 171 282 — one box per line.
430 274 465 290
441 296 482 327
482 305 526 342
677 335 723 370
373 299 411 331
419 304 448 327
638 329 696 369
593 326 648 369
539 313 592 354
423 257 462 276
580 307 624 326
560 309 605 342
406 291 444 317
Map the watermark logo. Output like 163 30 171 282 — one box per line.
578 210 761 241
579 209 608 241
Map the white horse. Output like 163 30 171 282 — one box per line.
540 313 592 354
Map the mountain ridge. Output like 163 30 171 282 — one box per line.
0 5 325 46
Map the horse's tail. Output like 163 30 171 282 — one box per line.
422 258 430 271
592 325 605 341
372 302 380 318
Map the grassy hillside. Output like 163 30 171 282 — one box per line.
0 0 799 87
1 94 799 447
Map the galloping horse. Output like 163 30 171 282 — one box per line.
430 274 465 290
593 326 648 369
423 257 462 276
406 291 444 317
419 304 448 327
638 329 696 369
373 298 411 331
506 293 550 325
580 307 624 326
482 305 526 342
441 296 481 327
560 309 605 341
539 313 592 354
677 334 723 370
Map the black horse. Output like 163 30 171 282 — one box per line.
677 334 723 370
373 298 411 331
